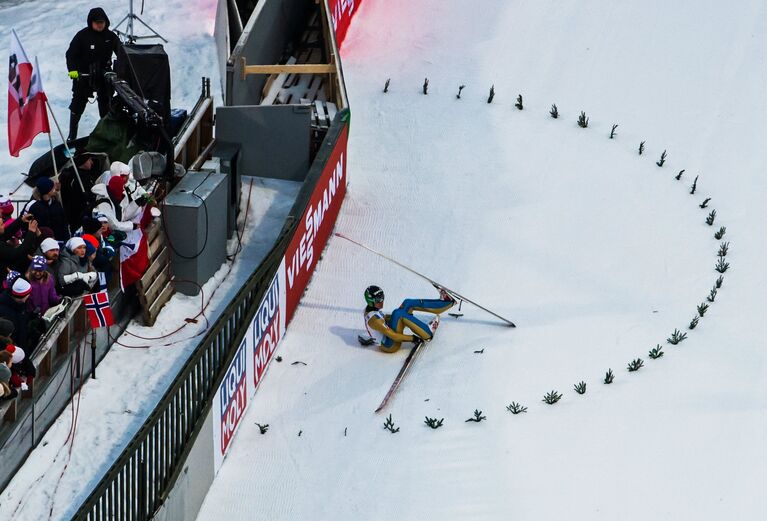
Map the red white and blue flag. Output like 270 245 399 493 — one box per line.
84 291 115 329
8 30 50 157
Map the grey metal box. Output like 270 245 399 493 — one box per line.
164 172 229 295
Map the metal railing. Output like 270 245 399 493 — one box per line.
72 110 349 520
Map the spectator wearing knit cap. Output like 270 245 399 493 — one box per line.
5 344 35 391
0 278 33 350
27 255 61 315
0 350 16 399
0 212 41 276
92 177 142 234
54 237 97 297
29 177 70 241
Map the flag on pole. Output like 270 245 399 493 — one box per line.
84 291 115 329
8 29 50 157
119 206 154 290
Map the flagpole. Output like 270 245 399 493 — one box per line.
44 100 85 192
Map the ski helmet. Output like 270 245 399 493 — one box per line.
364 285 385 305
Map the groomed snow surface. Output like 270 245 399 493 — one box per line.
197 1 767 520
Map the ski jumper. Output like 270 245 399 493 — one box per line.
365 298 455 353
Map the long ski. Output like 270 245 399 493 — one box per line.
374 342 424 413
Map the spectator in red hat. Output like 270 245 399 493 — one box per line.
4 343 35 391
27 255 61 315
92 177 141 234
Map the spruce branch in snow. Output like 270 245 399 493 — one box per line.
298 430 302 437
422 78 429 95
675 169 685 180
550 103 559 118
506 402 528 414
639 141 645 155
627 358 644 372
610 124 618 139
473 348 485 354
715 257 730 273
706 209 717 226
700 197 711 208
424 416 444 429
604 369 615 384
577 111 589 128
275 355 283 362
456 84 465 99
718 242 730 257
543 390 563 404
714 226 727 240
383 414 400 433
689 315 699 330
515 94 524 110
649 345 664 359
716 275 724 289
383 78 390 93
573 381 587 395
708 287 718 303
487 85 495 103
667 329 688 345
656 150 667 167
698 302 709 317
690 175 699 194
255 423 269 434
465 409 487 422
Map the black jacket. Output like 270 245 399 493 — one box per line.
65 8 120 77
0 292 30 351
29 199 70 241
0 229 38 275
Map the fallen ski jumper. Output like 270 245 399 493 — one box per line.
362 285 455 353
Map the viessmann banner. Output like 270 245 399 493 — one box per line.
328 0 362 50
284 124 349 322
211 123 349 473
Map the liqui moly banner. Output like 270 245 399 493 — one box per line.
212 338 248 471
284 124 349 322
252 262 287 389
212 263 286 472
328 0 362 50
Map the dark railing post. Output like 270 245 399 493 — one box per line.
91 330 97 379
138 456 147 521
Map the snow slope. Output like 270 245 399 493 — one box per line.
197 1 767 520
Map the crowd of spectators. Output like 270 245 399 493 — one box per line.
0 155 154 402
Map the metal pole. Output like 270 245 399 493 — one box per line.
44 100 85 192
90 329 97 379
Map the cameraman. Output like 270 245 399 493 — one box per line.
65 7 120 142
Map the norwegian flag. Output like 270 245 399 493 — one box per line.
84 291 115 329
8 29 50 157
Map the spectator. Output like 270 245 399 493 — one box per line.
0 278 33 351
92 177 141 234
54 237 97 297
60 153 105 233
29 177 70 242
27 255 61 315
5 344 35 391
96 160 130 186
0 196 14 225
0 318 13 338
38 237 61 267
0 350 15 400
3 271 20 291
0 215 40 278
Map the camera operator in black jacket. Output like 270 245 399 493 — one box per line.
65 7 121 142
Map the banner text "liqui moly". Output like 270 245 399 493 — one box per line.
253 271 282 388
218 340 247 455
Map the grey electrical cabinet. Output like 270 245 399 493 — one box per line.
163 172 229 295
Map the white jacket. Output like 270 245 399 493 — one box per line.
91 183 142 233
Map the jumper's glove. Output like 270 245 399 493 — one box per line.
68 71 79 80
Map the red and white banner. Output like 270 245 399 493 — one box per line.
283 124 349 322
8 30 49 157
328 0 362 50
119 207 154 290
